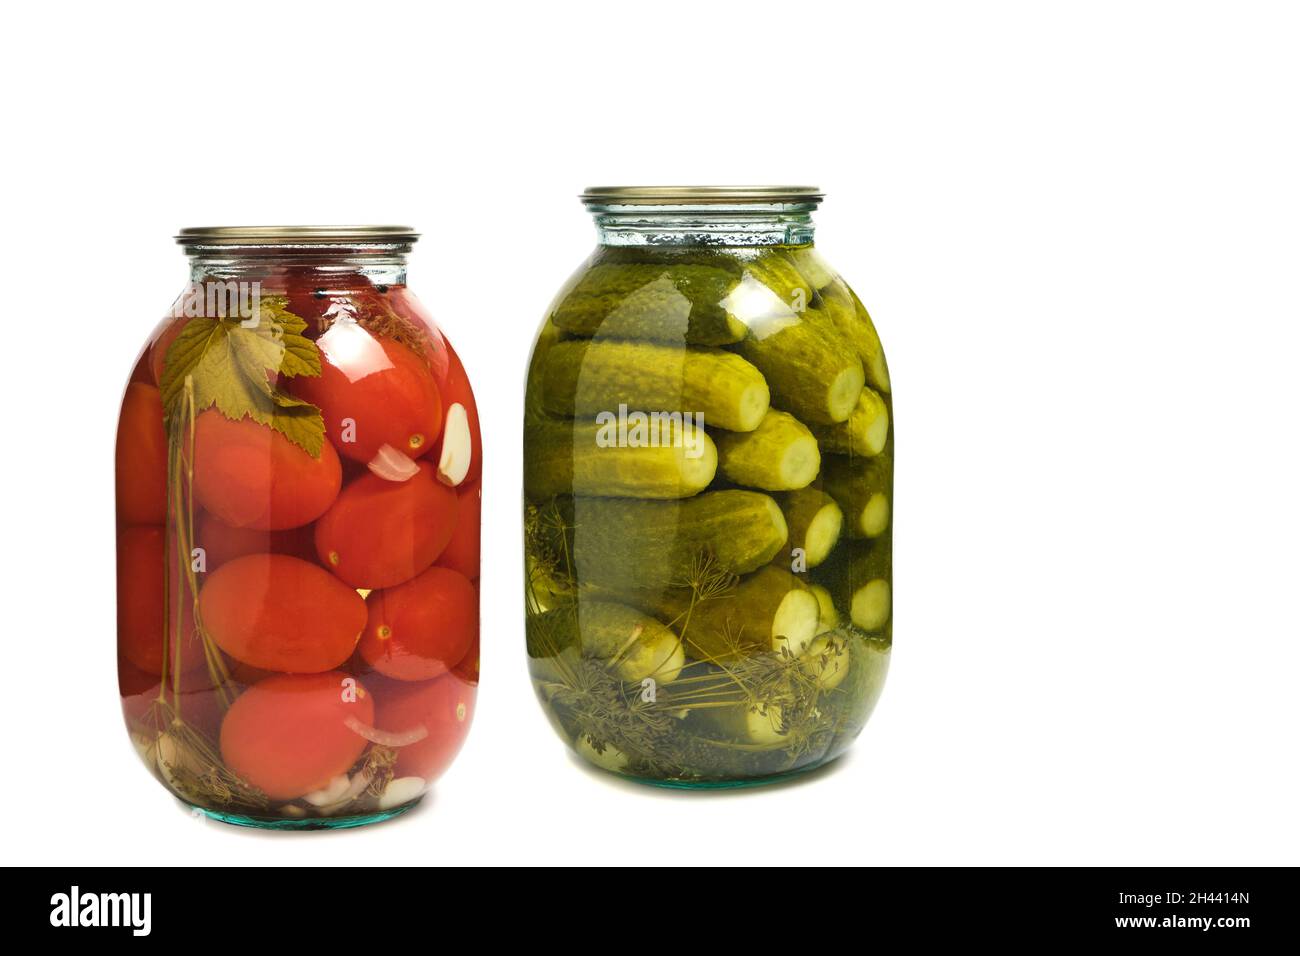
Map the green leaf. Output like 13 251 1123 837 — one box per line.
159 295 326 457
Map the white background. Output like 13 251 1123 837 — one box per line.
1 1 1296 866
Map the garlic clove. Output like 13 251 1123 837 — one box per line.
377 776 426 811
436 403 471 487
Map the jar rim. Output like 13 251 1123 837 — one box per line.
176 225 419 246
580 186 823 205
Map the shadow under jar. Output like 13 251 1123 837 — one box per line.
523 187 892 788
116 226 481 829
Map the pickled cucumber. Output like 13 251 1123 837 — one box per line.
808 583 839 633
574 601 685 684
821 455 891 539
542 339 770 432
714 410 820 491
785 245 838 293
807 387 890 457
524 601 684 684
525 418 717 500
776 487 844 569
815 536 891 632
820 281 891 395
547 490 789 590
551 262 747 345
737 312 864 425
637 566 820 661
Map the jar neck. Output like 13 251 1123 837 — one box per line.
588 202 817 247
184 244 409 287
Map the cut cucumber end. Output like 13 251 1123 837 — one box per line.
851 578 891 631
734 383 772 432
862 389 890 456
743 704 790 747
679 434 719 492
647 636 686 685
827 364 867 423
808 583 839 633
777 436 822 490
771 589 820 657
804 503 843 567
857 492 890 537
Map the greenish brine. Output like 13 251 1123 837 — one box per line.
523 187 892 786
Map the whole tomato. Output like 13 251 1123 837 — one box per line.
293 328 443 465
314 462 457 589
192 411 342 530
219 671 374 801
199 554 366 674
359 566 477 681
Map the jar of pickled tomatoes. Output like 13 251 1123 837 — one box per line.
524 188 891 787
117 226 481 828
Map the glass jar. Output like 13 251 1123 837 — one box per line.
116 226 481 828
523 187 892 787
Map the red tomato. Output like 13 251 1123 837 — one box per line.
220 671 374 801
192 411 342 530
371 674 474 781
199 554 367 674
314 462 458 588
195 511 315 571
436 480 480 579
117 526 204 677
293 330 443 464
360 567 477 681
433 343 481 485
116 383 168 525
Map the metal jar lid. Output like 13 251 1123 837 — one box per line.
176 225 419 246
580 186 824 205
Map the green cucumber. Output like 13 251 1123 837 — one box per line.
550 261 748 346
574 601 685 684
821 455 891 539
819 281 891 395
808 583 839 633
637 566 820 661
541 339 770 432
814 536 891 632
707 701 796 748
714 410 820 491
525 601 685 684
736 308 864 425
808 388 889 457
525 418 717 500
776 487 844 569
549 490 788 590
741 251 814 313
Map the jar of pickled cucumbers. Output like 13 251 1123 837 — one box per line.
117 226 481 828
524 187 891 787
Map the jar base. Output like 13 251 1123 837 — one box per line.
585 753 844 791
189 798 420 831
